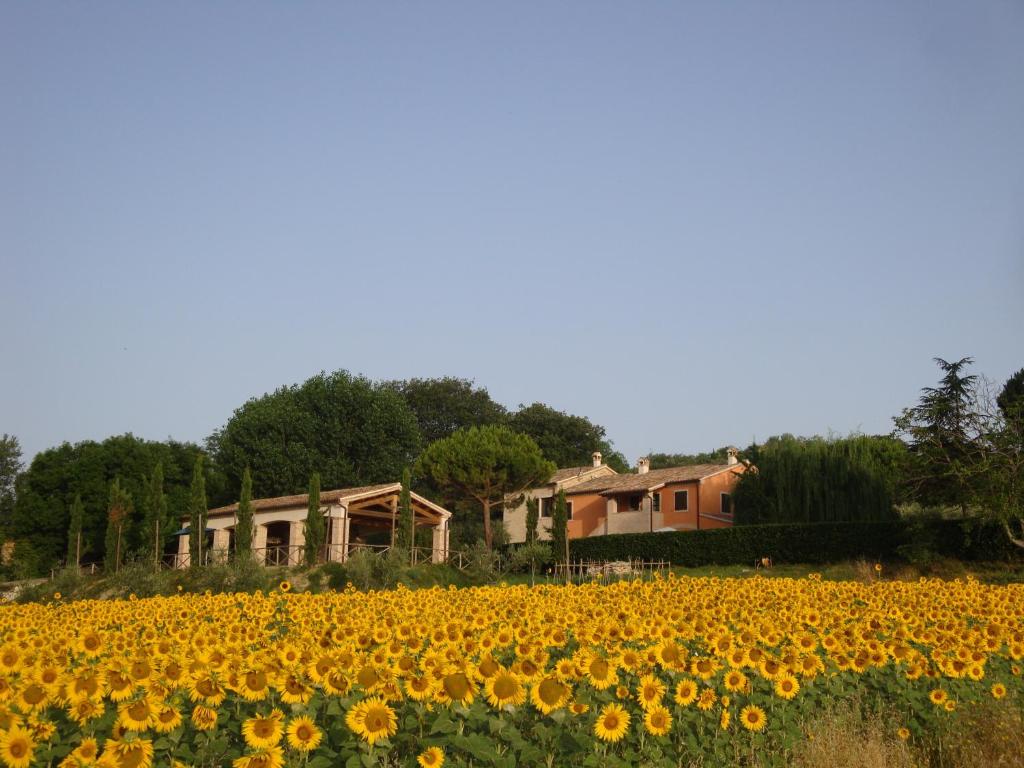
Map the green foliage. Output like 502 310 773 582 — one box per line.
505 541 552 573
524 497 539 545
507 402 629 472
647 447 730 469
66 494 84 567
551 489 569 566
235 468 254 558
188 456 207 567
10 434 203 574
137 462 168 564
103 478 133 573
568 518 1024 566
207 370 420 504
416 425 555 549
0 433 21 528
733 434 903 524
893 357 979 514
304 473 324 566
996 368 1024 418
386 377 507 445
394 467 414 558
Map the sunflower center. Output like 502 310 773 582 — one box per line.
443 673 470 700
493 676 517 699
9 740 27 758
538 678 566 705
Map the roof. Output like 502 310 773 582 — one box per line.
207 483 401 517
550 465 609 483
567 463 738 495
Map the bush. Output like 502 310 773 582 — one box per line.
567 519 1023 566
505 542 552 573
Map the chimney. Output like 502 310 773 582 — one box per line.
592 451 603 468
637 457 650 475
727 447 739 466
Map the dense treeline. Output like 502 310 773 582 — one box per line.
731 434 904 524
8 436 207 574
3 373 628 574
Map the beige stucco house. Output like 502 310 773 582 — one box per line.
176 483 451 567
505 449 746 543
503 452 618 543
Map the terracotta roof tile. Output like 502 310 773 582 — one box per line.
567 464 737 495
208 483 399 517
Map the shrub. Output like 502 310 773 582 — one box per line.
567 519 1023 566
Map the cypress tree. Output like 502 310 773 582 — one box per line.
551 490 569 571
524 497 539 545
235 467 254 559
304 473 323 565
66 494 84 568
395 467 414 560
188 456 207 567
139 462 167 565
103 479 133 573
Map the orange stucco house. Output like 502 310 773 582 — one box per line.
504 449 746 543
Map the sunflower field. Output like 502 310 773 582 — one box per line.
0 574 1021 768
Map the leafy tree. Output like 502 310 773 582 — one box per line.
0 434 21 527
103 479 133 572
137 462 168 564
235 468 255 558
10 435 202 573
66 494 85 568
188 456 207 567
394 467 414 558
997 368 1024 419
648 448 730 470
551 489 569 568
970 381 1024 549
208 370 420 503
893 357 980 516
416 425 555 549
524 497 539 545
508 403 628 472
386 377 507 446
304 473 324 565
732 435 903 525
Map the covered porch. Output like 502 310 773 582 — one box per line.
175 483 451 568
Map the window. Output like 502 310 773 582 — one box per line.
540 498 553 518
674 490 689 511
651 492 660 512
566 501 573 519
628 495 641 511
721 493 732 515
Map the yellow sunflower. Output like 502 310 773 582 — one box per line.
286 716 323 752
739 704 767 732
594 703 630 743
674 678 698 707
232 746 284 768
242 710 284 750
345 697 398 746
530 677 570 715
0 725 35 768
484 670 526 708
643 705 672 736
417 747 445 768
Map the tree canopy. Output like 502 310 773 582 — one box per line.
207 370 421 503
647 447 731 470
416 425 555 549
507 403 628 472
386 377 507 446
9 434 203 573
0 434 22 529
732 434 904 525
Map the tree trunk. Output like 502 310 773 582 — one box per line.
1003 521 1024 549
482 498 492 550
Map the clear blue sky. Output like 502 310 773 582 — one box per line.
2 2 1022 465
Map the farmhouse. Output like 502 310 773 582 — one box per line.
176 483 451 567
504 449 746 543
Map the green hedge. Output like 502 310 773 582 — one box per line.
566 518 1023 566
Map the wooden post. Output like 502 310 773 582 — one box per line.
389 496 398 548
